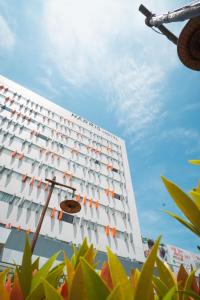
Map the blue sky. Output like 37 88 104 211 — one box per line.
0 0 200 253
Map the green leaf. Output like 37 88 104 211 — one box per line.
178 290 200 300
80 257 110 300
43 279 63 300
163 286 177 300
106 284 121 300
165 210 200 237
27 262 65 300
18 234 32 298
134 236 161 300
183 270 196 300
64 253 75 289
68 262 87 300
107 247 132 300
31 251 61 292
161 177 200 229
130 268 140 289
188 160 200 166
0 269 10 300
152 276 168 298
26 284 44 300
47 262 65 288
84 244 97 266
156 257 176 289
74 238 89 268
32 257 40 272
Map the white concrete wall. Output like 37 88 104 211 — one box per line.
0 75 145 262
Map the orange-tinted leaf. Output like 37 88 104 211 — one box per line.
177 264 188 290
10 273 24 300
0 269 10 300
100 261 113 290
61 282 68 300
5 275 12 293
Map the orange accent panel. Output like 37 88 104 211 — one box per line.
29 177 35 186
89 198 93 207
95 200 99 209
111 191 115 198
17 225 21 231
105 225 110 236
112 227 117 238
51 207 56 218
26 228 31 234
5 223 11 229
22 174 28 182
18 153 24 160
11 150 17 158
76 194 81 202
58 210 63 220
37 179 43 189
45 182 49 191
104 188 110 196
83 196 87 205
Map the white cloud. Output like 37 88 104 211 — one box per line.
0 15 15 49
141 210 161 223
42 0 184 140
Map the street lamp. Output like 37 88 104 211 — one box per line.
31 176 81 253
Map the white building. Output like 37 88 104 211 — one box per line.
0 75 145 269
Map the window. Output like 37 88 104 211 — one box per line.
114 193 121 200
112 168 118 173
1 105 12 112
0 191 18 204
94 160 100 165
59 213 74 223
37 133 49 141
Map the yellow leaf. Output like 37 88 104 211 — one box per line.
134 236 161 300
107 247 133 300
64 253 75 289
165 210 200 237
130 268 140 290
152 276 168 298
190 190 200 209
156 257 176 289
68 262 87 300
106 284 121 300
188 160 200 166
183 269 196 300
43 279 63 300
80 257 110 300
161 176 200 229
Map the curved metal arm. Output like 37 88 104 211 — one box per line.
139 4 178 45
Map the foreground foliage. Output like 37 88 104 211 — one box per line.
162 159 200 238
0 235 199 300
1 159 200 299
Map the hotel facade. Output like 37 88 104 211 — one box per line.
0 75 145 269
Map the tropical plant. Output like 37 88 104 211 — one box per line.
161 159 200 238
0 235 200 299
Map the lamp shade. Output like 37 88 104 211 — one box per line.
60 199 81 214
177 16 200 71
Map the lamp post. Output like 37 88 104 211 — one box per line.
139 3 200 71
31 176 81 254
